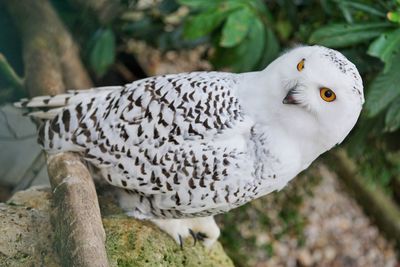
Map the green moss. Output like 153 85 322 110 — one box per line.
0 252 33 267
103 216 233 267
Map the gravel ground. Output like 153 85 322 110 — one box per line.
260 166 398 267
288 167 398 267
300 166 397 267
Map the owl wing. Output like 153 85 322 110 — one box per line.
20 71 258 215
83 72 259 214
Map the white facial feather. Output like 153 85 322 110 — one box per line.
238 45 363 170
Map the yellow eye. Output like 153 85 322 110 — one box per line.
297 58 305 71
320 87 336 102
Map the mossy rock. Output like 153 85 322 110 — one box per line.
0 186 234 267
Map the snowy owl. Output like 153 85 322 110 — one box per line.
16 45 364 248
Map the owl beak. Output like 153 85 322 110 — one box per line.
282 88 299 105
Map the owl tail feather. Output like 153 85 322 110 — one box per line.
14 86 122 119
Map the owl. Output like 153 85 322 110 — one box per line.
17 46 364 248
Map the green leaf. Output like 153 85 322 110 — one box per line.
368 28 400 72
347 118 375 157
258 28 279 68
220 8 252 47
385 97 400 132
387 11 400 24
338 2 354 23
247 0 273 22
343 2 386 17
237 18 265 70
309 23 392 48
183 4 238 40
178 0 222 8
213 17 265 71
276 19 292 41
88 28 116 77
366 62 400 117
320 0 334 15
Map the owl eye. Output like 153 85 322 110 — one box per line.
320 87 336 102
297 59 305 71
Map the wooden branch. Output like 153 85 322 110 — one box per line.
58 38 93 89
5 0 92 96
48 153 108 267
5 0 109 266
327 149 400 247
5 0 65 96
53 20 93 89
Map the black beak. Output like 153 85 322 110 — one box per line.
282 88 299 105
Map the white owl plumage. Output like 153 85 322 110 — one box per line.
16 45 364 247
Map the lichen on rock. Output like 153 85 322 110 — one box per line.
0 186 59 267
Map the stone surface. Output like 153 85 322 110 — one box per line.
0 186 58 267
0 186 234 267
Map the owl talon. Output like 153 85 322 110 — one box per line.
196 232 208 241
188 228 197 246
150 216 220 249
178 234 183 250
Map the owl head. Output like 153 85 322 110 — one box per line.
250 46 364 160
277 46 363 149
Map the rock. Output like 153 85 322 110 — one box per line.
324 246 336 261
297 249 313 266
0 186 58 267
0 186 234 267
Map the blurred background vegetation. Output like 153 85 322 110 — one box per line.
1 0 400 266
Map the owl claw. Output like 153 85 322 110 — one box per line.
188 228 197 246
150 216 220 249
178 234 183 250
196 232 208 241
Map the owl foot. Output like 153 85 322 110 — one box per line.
188 228 208 246
150 216 220 249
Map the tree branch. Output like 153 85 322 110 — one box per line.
5 0 92 96
48 153 108 267
4 0 109 266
